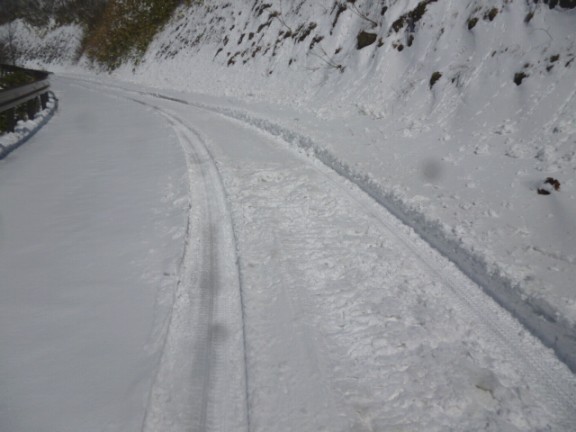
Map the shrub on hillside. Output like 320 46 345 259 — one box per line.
0 0 106 27
82 0 187 70
542 0 576 9
357 31 377 50
0 70 34 88
429 71 442 88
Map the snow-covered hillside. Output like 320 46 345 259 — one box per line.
4 0 576 366
5 18 82 65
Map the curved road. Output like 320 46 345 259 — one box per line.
0 76 575 431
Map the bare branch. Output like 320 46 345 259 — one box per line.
347 2 378 28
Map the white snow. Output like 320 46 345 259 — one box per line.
2 0 576 430
0 79 189 432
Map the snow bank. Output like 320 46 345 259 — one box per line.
0 92 58 159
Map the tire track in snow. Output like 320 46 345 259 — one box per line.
141 106 250 432
71 84 252 432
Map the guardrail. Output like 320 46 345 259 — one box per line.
0 64 51 133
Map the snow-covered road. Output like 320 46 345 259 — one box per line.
1 77 575 431
0 78 189 431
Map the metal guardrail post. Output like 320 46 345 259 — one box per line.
6 108 16 132
27 97 39 120
40 92 48 110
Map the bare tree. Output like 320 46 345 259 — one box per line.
6 20 17 65
0 39 7 64
0 0 19 65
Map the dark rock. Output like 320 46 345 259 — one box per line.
357 31 378 50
